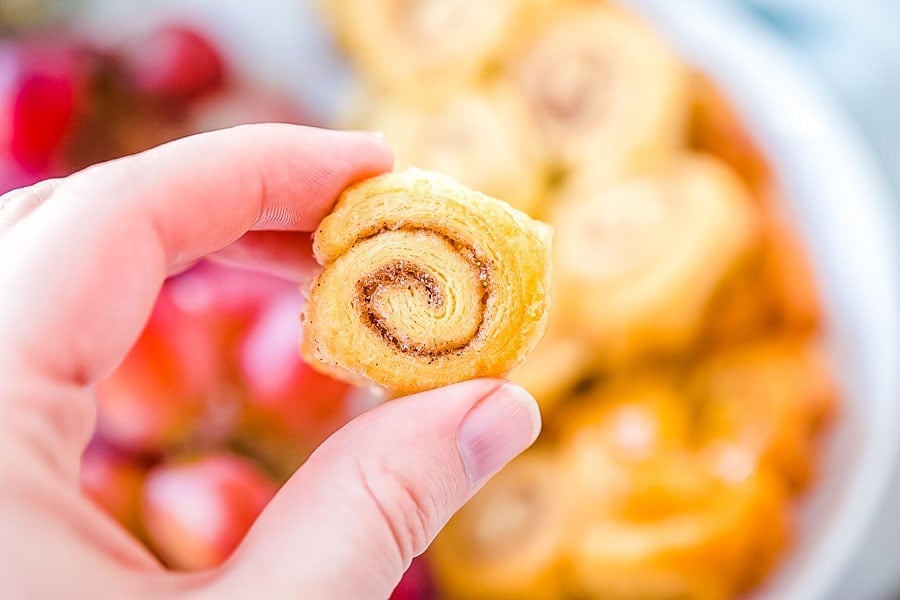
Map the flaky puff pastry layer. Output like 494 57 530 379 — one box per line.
367 84 548 216
510 2 687 178
550 153 759 366
320 0 552 96
429 452 571 600
301 169 552 394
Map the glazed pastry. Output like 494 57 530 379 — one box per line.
557 376 692 465
689 337 837 492
367 84 548 215
702 209 822 347
700 249 772 349
559 389 790 599
320 0 546 95
555 376 693 515
688 72 771 192
550 153 759 365
510 3 687 177
568 466 788 600
301 169 553 394
429 452 569 599
761 211 823 332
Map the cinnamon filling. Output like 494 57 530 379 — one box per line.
354 224 491 358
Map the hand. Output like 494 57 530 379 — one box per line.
0 125 541 598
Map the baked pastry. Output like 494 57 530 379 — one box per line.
688 72 771 192
429 452 569 599
367 84 548 215
550 153 759 365
510 3 687 177
506 316 592 412
689 337 837 492
320 0 545 95
568 465 788 600
301 169 553 394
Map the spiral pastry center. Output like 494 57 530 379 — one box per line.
352 227 490 359
537 51 616 128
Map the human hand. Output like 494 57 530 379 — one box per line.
0 124 541 598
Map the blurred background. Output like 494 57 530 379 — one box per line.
2 1 899 599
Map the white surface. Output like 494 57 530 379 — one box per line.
79 1 900 598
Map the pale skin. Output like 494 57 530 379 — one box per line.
0 125 541 598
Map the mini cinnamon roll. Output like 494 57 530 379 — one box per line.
301 169 553 394
320 0 546 95
688 337 838 492
367 84 548 216
558 376 692 466
550 153 759 365
555 376 694 516
568 467 788 600
702 210 823 347
510 3 688 177
429 452 570 599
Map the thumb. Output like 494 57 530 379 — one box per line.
202 379 541 599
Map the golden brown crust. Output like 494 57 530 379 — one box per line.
301 168 553 393
429 452 570 599
320 0 549 97
366 84 549 216
510 3 688 178
550 153 760 365
688 336 838 492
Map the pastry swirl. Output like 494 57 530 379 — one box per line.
367 84 548 216
550 153 759 364
430 452 569 599
301 169 553 393
569 466 788 600
320 0 544 95
689 337 837 492
511 3 687 177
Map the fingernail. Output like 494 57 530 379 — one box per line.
457 383 542 488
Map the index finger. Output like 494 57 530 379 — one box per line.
0 124 391 392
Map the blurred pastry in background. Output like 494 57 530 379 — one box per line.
689 337 838 492
688 73 771 193
429 452 570 600
507 321 593 413
550 153 759 366
509 2 687 179
760 211 823 333
568 465 788 600
321 0 547 97
367 84 547 215
557 376 692 464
